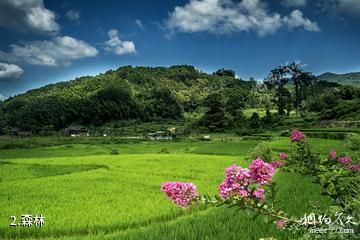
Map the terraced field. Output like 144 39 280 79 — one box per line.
0 138 335 239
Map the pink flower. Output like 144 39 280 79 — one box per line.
271 160 284 169
279 152 288 160
290 129 306 142
348 165 360 172
239 189 249 198
329 149 337 159
218 160 277 201
253 188 265 201
338 156 352 165
219 166 251 199
161 182 198 208
225 165 251 186
249 159 276 185
275 220 286 229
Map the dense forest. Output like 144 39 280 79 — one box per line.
0 64 359 134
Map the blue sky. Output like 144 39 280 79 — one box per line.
0 0 360 99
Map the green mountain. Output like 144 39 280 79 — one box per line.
0 65 252 132
317 72 360 86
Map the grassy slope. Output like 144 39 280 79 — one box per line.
0 139 334 240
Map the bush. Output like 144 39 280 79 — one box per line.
110 149 119 155
159 147 170 154
304 132 348 140
345 134 360 151
280 130 290 137
235 128 254 136
248 142 273 163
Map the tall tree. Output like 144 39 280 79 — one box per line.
264 65 291 115
201 92 228 132
289 63 316 115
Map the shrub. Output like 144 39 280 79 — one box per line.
235 128 254 136
159 147 170 154
287 130 320 176
110 149 119 155
345 134 360 151
248 142 274 163
304 132 347 140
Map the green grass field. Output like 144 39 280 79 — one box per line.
0 137 345 239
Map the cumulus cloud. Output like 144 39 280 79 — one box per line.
0 36 98 67
283 10 320 31
104 29 136 55
0 62 23 79
65 10 81 22
135 19 144 29
0 0 59 33
165 0 319 36
281 0 307 7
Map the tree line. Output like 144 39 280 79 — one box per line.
0 63 359 134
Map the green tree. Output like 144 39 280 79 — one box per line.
249 112 261 129
213 68 235 78
201 93 228 132
289 63 316 115
140 87 183 120
262 109 272 127
225 89 246 117
264 65 291 115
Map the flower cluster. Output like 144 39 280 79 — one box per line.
328 149 337 159
276 220 286 229
219 159 275 201
337 156 352 165
327 149 358 171
279 152 288 160
253 188 265 201
161 182 199 208
348 165 360 172
271 160 285 169
249 159 276 185
290 129 306 142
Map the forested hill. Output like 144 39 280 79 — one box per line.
317 72 360 86
0 65 252 131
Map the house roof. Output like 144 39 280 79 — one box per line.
3 126 19 131
66 125 88 131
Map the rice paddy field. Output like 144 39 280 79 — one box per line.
0 136 351 240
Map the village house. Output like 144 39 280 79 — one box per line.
1 126 32 137
65 125 90 137
147 131 174 140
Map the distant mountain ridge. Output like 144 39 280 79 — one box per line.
317 72 360 86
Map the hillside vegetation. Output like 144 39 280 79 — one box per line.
0 64 359 134
317 72 360 86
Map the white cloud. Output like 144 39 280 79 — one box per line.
317 0 360 17
338 0 360 16
0 94 6 101
0 62 23 79
0 0 59 33
165 0 319 36
104 29 136 55
281 0 307 7
283 10 320 31
135 19 144 29
65 10 81 22
0 36 98 67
